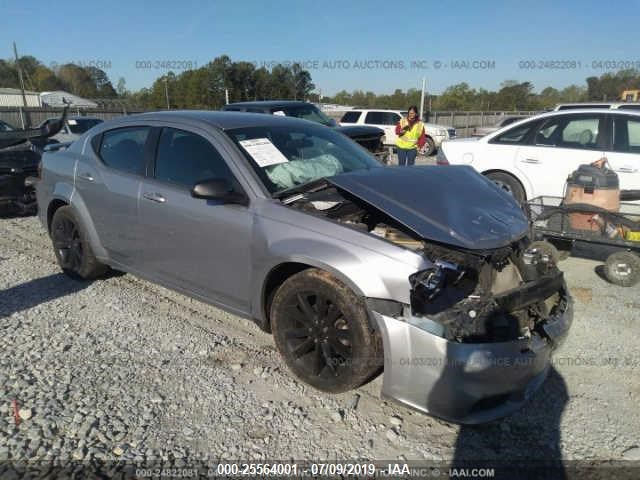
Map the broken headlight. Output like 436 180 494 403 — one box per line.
409 260 478 317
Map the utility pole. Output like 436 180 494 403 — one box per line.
164 76 170 110
13 41 31 127
225 88 229 105
419 77 426 120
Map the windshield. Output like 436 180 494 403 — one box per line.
67 118 103 134
271 105 335 127
226 123 381 196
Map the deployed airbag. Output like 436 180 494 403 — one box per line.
267 154 344 190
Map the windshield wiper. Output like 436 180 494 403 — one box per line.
273 178 330 200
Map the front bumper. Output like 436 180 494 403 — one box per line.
370 291 573 424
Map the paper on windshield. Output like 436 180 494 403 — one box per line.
272 110 286 116
239 138 289 167
67 119 77 125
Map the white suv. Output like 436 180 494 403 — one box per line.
438 109 640 203
339 109 456 155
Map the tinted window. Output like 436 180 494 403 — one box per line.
271 105 334 126
99 127 150 175
534 115 602 150
492 121 537 144
613 115 640 154
557 104 610 110
365 111 399 125
501 117 524 127
247 108 267 113
155 128 235 188
618 104 640 111
340 111 361 123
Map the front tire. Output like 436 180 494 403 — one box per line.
50 206 108 280
271 269 383 393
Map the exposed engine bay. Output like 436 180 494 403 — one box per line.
284 183 569 344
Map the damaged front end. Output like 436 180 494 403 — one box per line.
283 166 573 423
0 109 67 215
409 240 570 346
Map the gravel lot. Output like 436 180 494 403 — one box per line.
1 215 639 475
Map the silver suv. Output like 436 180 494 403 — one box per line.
36 110 572 423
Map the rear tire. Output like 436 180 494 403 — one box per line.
270 269 383 393
604 251 640 287
485 172 526 204
50 206 108 280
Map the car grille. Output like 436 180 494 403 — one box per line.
447 128 457 138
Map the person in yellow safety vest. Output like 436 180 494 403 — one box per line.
395 105 426 166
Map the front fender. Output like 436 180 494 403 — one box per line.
250 223 425 325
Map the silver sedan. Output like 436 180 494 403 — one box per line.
36 111 572 423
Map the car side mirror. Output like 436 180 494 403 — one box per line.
191 178 248 205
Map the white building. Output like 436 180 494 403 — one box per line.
40 91 98 108
0 88 42 107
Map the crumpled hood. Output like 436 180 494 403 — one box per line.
326 165 529 250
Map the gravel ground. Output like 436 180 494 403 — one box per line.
1 215 639 475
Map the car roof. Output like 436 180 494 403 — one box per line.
554 102 640 110
224 100 311 109
344 108 403 113
118 110 319 130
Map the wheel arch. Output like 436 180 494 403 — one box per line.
259 259 370 334
481 169 530 200
47 198 69 233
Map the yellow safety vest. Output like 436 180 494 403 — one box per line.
396 118 424 150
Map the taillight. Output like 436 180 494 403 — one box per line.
436 149 449 165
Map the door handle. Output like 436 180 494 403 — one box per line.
521 158 541 164
615 166 637 173
78 172 94 182
143 192 166 203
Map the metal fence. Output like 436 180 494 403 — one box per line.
1 106 541 137
324 110 542 137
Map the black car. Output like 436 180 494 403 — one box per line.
0 111 66 215
222 101 386 160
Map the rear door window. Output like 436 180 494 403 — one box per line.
533 114 604 150
365 111 398 125
99 127 150 175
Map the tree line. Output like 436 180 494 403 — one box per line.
1 53 639 111
324 70 640 111
0 55 315 109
